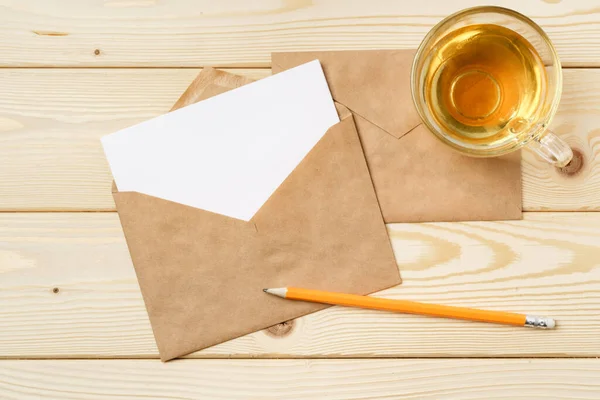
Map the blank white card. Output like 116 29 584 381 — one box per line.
101 60 339 221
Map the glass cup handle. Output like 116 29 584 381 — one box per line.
527 130 573 168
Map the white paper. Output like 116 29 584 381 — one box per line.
101 60 339 221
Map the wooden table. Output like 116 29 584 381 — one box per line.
1 1 599 398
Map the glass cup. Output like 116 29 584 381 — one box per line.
411 6 573 167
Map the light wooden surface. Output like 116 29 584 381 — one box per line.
2 1 600 398
0 68 599 212
2 0 600 67
1 359 599 400
1 212 598 358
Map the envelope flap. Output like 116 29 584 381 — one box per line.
272 50 422 139
197 84 232 100
172 67 255 110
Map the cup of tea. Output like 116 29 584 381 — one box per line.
411 6 573 167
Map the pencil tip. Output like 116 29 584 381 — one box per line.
263 287 287 298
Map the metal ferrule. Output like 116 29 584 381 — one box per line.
524 315 555 329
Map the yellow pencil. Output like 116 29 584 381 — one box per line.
264 287 556 329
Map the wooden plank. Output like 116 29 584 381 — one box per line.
0 68 599 212
522 69 600 211
1 359 599 400
1 212 599 358
1 0 600 67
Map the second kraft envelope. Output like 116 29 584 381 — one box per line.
272 50 523 223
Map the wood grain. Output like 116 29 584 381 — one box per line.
0 68 599 212
1 0 600 67
1 212 599 358
1 359 600 399
522 69 600 211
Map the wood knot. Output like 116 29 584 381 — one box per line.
264 320 295 338
94 49 101 56
32 30 69 37
52 287 60 294
558 149 584 176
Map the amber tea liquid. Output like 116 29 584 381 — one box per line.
423 24 547 146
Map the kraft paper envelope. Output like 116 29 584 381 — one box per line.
272 50 523 223
112 68 401 361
